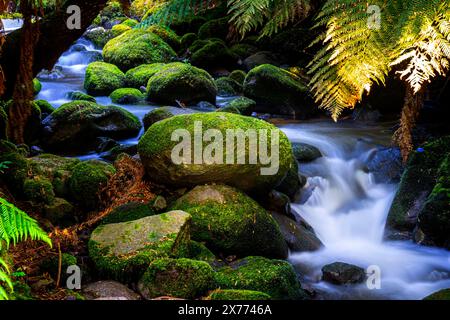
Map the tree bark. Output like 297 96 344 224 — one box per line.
0 0 109 97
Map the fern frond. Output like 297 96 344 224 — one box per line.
0 257 12 300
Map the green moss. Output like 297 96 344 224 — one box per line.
229 43 258 59
125 63 166 89
43 197 76 226
88 211 191 282
33 78 42 96
101 202 158 225
0 151 31 194
110 88 144 104
122 19 139 27
229 70 247 85
180 33 198 50
138 112 293 194
186 241 216 263
190 41 237 70
84 62 126 96
207 289 271 300
198 17 229 40
147 25 180 51
40 253 77 282
215 77 242 96
111 23 132 37
424 289 450 300
171 185 288 259
146 62 217 105
84 27 115 48
68 160 115 210
221 97 256 116
66 91 97 103
138 258 216 299
215 256 305 300
103 29 177 71
34 100 55 116
23 176 55 205
143 107 174 131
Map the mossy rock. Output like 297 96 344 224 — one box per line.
180 33 198 50
68 160 116 210
42 101 141 152
423 289 450 300
23 176 55 205
34 100 55 117
84 62 126 96
84 27 115 49
146 62 217 105
125 63 165 89
33 78 42 95
207 289 271 300
171 185 288 259
243 64 314 117
418 154 450 248
40 253 77 283
101 201 158 225
147 25 180 51
110 88 145 104
229 43 259 60
66 91 97 103
122 19 138 27
111 23 132 37
275 157 306 200
229 70 247 85
43 197 76 227
388 136 450 231
198 17 229 40
190 41 238 70
220 97 256 116
0 151 31 194
88 211 191 282
103 29 177 71
138 258 215 299
292 143 322 162
138 112 293 194
215 77 242 97
186 241 216 263
143 106 196 131
215 256 305 300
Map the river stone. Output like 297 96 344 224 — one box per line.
88 211 191 282
142 106 196 131
42 101 141 152
321 262 366 285
138 112 294 194
243 51 281 71
84 62 125 96
292 143 322 162
170 184 288 259
366 147 403 183
271 212 322 252
82 281 140 300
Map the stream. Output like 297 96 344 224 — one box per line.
36 38 450 300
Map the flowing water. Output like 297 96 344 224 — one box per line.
1 18 23 34
37 39 450 300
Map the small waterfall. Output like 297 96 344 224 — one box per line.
1 18 23 34
281 121 450 300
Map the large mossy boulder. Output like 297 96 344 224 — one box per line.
215 256 305 300
137 258 216 299
219 97 256 116
68 160 115 210
125 63 165 89
146 62 217 105
84 27 115 48
190 41 238 70
42 101 141 152
171 185 288 259
387 136 450 231
146 25 180 51
215 77 242 96
23 176 55 205
110 88 144 104
103 30 177 71
66 91 97 103
100 201 159 225
84 62 126 96
89 211 191 282
138 112 294 194
243 64 314 118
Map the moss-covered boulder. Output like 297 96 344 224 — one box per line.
423 289 450 300
180 33 198 50
68 160 116 210
220 97 256 116
146 62 217 105
137 258 215 299
125 63 165 89
23 176 55 205
190 41 238 70
207 289 271 300
84 62 126 96
171 185 288 259
101 201 158 225
215 77 242 96
103 30 177 71
147 25 180 51
387 136 450 231
243 64 315 117
243 51 281 71
33 78 42 95
43 197 76 227
111 23 132 37
215 256 305 300
89 211 191 282
66 91 97 103
110 88 144 104
230 43 259 60
229 70 247 85
84 27 115 48
34 100 55 117
198 17 229 40
138 112 294 194
42 101 141 152
186 241 216 263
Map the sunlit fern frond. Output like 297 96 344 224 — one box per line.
0 257 12 300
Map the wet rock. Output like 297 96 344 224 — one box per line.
275 157 306 200
292 143 322 162
142 106 196 131
219 97 256 116
243 51 281 71
82 281 141 300
100 144 138 162
43 197 76 227
366 147 403 184
84 62 125 96
321 262 366 285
